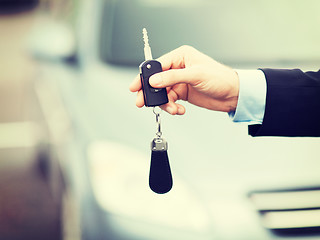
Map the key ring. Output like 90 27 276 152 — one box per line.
153 107 162 138
153 106 162 115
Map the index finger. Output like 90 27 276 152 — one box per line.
156 45 197 71
130 45 196 92
129 74 142 92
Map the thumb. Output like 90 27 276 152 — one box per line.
149 68 196 88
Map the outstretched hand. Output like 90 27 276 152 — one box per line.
129 45 239 115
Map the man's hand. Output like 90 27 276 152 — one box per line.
129 45 239 115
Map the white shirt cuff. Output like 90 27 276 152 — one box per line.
229 69 267 124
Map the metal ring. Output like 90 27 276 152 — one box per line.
153 106 162 115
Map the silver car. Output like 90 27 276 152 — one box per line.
34 0 320 239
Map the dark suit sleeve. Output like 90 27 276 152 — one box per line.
248 68 320 137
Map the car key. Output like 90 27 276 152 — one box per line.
139 28 169 107
138 29 172 194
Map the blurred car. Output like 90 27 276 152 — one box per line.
32 0 320 239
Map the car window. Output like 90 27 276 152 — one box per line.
99 0 320 66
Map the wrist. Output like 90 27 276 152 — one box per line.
230 69 240 97
228 96 238 112
226 69 239 112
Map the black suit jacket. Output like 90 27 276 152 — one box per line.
248 68 320 137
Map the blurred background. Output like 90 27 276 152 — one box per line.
0 0 320 240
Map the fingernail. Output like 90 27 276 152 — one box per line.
149 74 162 87
177 106 184 115
166 106 173 114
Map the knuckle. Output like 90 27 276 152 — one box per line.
179 45 195 52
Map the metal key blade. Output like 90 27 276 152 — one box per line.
142 28 153 61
